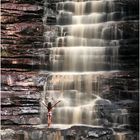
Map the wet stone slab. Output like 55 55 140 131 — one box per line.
1 125 138 140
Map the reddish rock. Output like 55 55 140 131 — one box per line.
1 3 43 11
1 0 43 125
1 16 19 23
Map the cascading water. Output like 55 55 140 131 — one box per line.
42 0 123 126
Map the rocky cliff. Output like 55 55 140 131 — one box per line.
1 0 44 125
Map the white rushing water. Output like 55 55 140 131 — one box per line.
42 0 122 125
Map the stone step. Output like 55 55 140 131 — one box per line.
1 125 139 140
1 91 40 99
1 115 41 125
1 106 39 116
1 0 43 5
1 3 43 12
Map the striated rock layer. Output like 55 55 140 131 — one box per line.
1 0 44 126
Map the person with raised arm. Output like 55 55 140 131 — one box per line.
42 99 61 128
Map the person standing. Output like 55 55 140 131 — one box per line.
42 100 61 128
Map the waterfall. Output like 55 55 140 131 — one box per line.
42 0 121 125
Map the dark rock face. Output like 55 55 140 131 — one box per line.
1 0 45 70
1 0 44 126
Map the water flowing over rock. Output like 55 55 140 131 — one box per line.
1 0 139 140
41 0 138 128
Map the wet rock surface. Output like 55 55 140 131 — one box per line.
1 0 45 70
1 0 44 127
1 125 139 140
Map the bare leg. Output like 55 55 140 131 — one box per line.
48 115 52 128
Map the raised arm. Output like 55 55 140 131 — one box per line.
41 101 47 108
52 100 61 108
